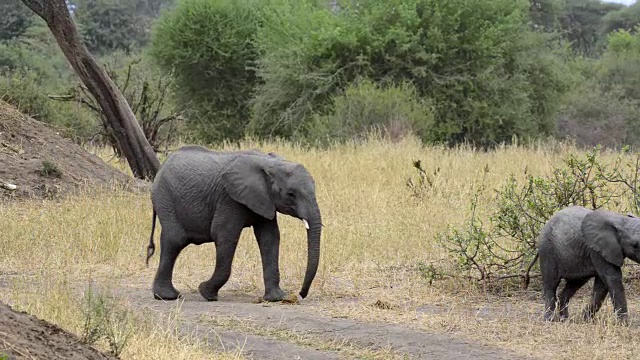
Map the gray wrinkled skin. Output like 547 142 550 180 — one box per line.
538 206 640 323
146 145 322 303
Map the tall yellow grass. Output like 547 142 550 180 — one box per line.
1 137 639 359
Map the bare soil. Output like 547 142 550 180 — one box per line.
0 301 117 360
0 101 146 201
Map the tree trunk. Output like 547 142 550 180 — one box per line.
20 0 160 180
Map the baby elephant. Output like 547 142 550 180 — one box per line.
538 206 640 323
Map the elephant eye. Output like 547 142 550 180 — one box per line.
634 243 640 249
287 191 296 198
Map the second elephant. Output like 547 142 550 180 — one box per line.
538 205 640 323
146 146 322 302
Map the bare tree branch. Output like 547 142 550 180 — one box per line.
20 0 160 180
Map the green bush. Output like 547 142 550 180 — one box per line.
250 0 570 147
306 79 434 145
556 29 640 149
432 147 640 289
0 0 35 41
0 23 74 82
60 51 182 152
599 29 640 100
74 0 150 55
556 81 640 149
150 0 264 143
0 69 97 141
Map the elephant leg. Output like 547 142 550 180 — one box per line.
583 276 608 321
253 219 285 302
152 225 188 300
592 256 628 323
198 223 243 301
541 261 561 321
557 278 589 320
604 274 629 323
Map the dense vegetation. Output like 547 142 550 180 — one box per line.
3 0 640 149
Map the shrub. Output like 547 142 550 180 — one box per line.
556 29 640 149
53 51 182 152
556 82 640 149
0 23 74 83
250 0 570 147
431 147 640 288
305 79 434 145
150 0 264 143
39 160 63 178
0 69 97 141
74 0 150 55
0 0 35 41
80 286 134 357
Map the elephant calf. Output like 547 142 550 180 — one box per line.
146 146 322 303
538 205 640 323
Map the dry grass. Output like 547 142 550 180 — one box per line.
2 136 640 359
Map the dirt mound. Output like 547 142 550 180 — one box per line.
0 101 147 200
0 301 117 359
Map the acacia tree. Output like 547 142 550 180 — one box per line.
20 0 160 180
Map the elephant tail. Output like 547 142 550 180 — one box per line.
146 209 157 267
523 251 539 289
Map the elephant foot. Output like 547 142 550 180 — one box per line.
153 284 181 301
543 310 562 322
198 282 219 301
263 287 286 302
616 312 630 326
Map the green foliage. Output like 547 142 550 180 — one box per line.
80 286 134 357
134 0 176 17
556 78 640 149
74 0 150 55
558 0 625 57
601 2 640 36
150 0 264 143
251 0 569 147
0 0 35 41
435 147 640 287
305 79 434 145
0 22 74 82
530 0 565 31
57 51 181 152
557 29 640 149
599 29 640 100
0 70 54 121
0 69 96 141
39 160 63 178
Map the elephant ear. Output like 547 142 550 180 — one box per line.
222 155 276 220
582 211 624 267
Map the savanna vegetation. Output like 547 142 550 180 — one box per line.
4 0 640 359
4 139 640 359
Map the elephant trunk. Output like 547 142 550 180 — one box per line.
299 206 322 299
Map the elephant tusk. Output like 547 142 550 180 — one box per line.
302 219 309 230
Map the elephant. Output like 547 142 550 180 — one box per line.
538 205 640 323
145 145 322 303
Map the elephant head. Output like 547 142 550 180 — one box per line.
221 154 322 298
582 210 640 267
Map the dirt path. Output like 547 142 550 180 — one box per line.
118 286 531 360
